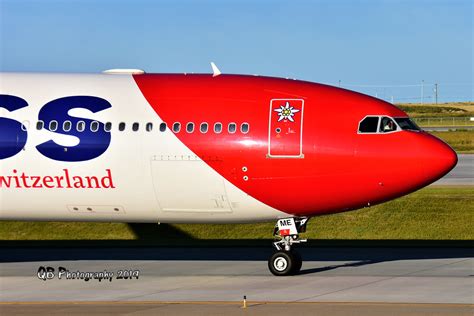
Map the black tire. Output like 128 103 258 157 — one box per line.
291 250 302 275
268 251 295 276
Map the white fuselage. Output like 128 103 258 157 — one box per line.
0 73 287 223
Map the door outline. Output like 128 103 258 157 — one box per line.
267 98 305 159
150 157 232 213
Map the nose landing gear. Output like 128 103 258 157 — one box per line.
268 217 308 276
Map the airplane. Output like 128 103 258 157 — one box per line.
0 65 457 276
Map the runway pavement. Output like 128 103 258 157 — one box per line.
0 301 472 316
0 247 472 314
434 154 473 185
0 153 472 314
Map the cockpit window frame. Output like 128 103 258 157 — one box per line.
379 116 400 134
394 117 421 132
358 115 402 135
357 115 381 134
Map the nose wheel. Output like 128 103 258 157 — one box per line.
268 217 308 276
268 250 303 276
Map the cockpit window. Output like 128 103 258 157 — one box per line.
379 117 397 133
395 118 420 131
358 116 379 133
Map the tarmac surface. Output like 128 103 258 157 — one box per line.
0 155 472 314
0 301 472 316
434 154 473 185
0 247 472 315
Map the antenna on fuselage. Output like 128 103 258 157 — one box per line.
210 62 221 77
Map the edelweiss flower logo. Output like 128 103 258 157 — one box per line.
274 101 300 122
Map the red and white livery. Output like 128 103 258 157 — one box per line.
0 68 457 275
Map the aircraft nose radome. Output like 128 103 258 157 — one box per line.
420 133 458 183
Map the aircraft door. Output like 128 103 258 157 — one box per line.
150 156 232 213
268 99 304 158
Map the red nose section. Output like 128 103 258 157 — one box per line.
419 133 457 184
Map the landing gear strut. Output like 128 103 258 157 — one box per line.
268 217 309 276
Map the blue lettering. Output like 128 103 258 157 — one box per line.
36 96 111 162
0 95 28 160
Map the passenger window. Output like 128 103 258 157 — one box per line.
380 117 397 133
77 121 86 132
358 117 379 133
49 120 58 132
63 121 72 132
186 122 194 133
36 121 44 130
91 121 99 132
200 123 208 133
172 122 181 133
21 121 29 131
146 123 153 132
105 122 112 132
119 122 126 131
241 123 249 134
132 122 139 132
159 123 167 132
214 123 222 134
228 123 237 134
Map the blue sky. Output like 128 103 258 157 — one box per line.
0 0 472 102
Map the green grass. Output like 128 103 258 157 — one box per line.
396 102 474 118
414 117 474 127
399 105 470 117
395 102 474 128
1 187 472 242
430 130 474 153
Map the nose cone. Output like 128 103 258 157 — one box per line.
417 133 457 184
